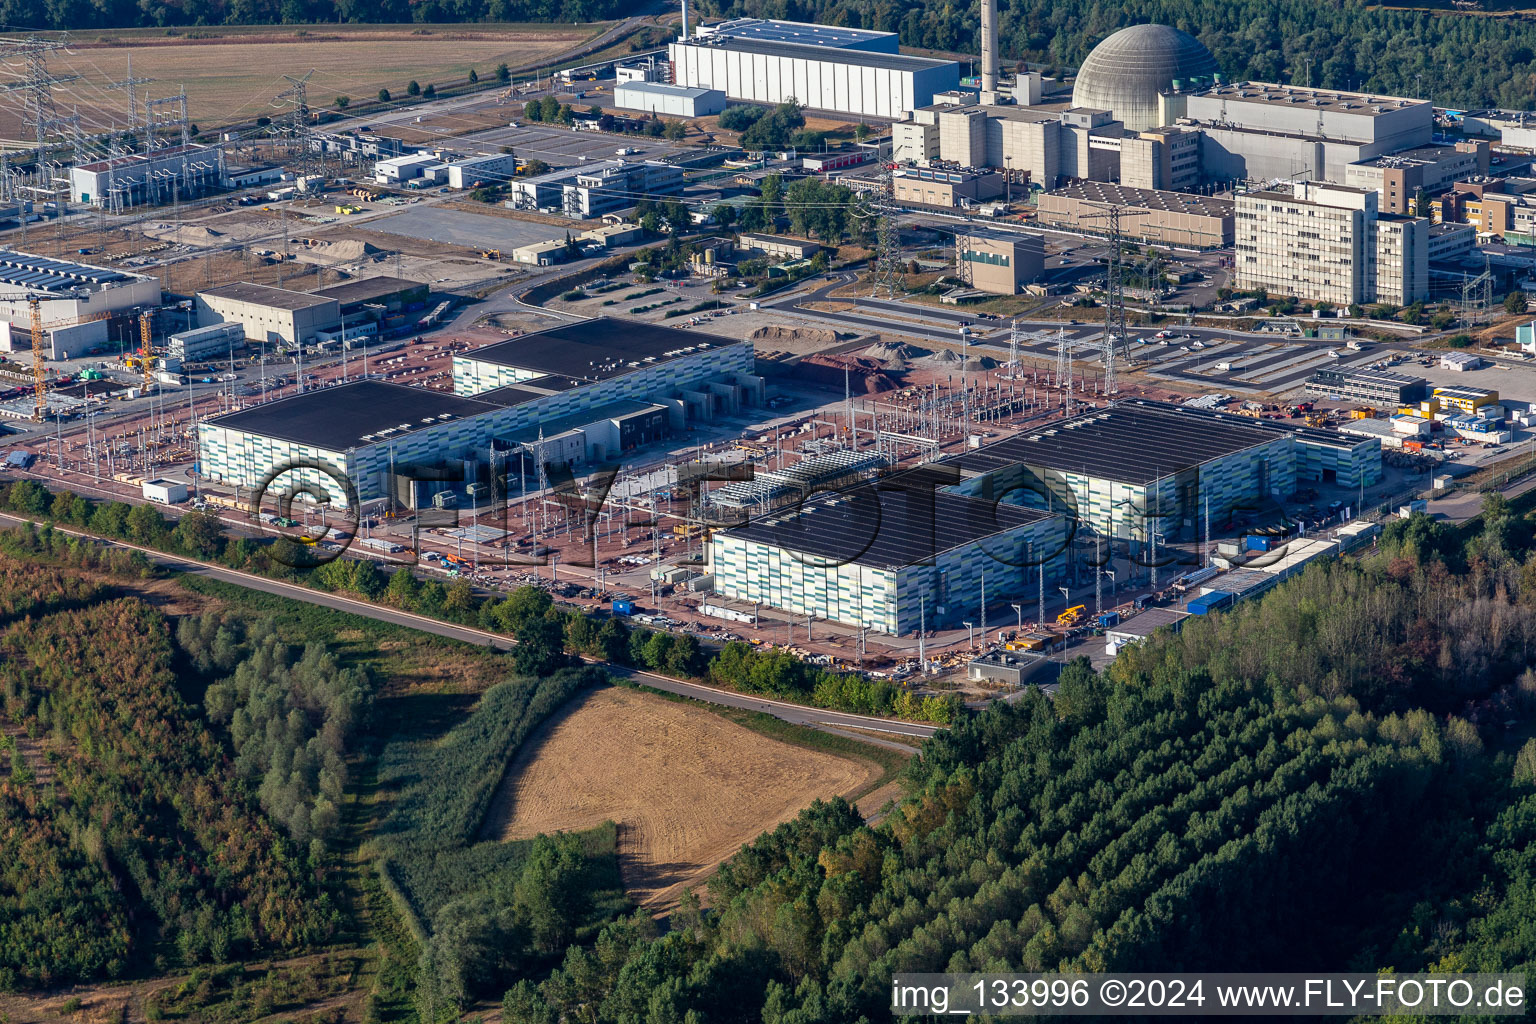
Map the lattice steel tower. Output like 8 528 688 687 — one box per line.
869 161 904 298
275 70 316 177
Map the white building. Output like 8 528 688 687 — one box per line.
669 34 960 120
1169 83 1433 184
195 282 341 348
446 153 521 190
1427 222 1477 263
614 82 727 118
69 145 226 209
505 160 683 218
0 250 161 359
168 321 246 362
373 153 437 185
898 103 1124 187
1234 182 1428 306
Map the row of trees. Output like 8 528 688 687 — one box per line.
0 479 959 724
9 0 630 29
369 666 621 1017
695 0 1536 111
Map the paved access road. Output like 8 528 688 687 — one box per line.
0 513 940 742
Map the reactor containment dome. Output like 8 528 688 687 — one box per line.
1071 24 1220 132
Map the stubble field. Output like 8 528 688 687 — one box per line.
0 25 603 138
484 685 880 909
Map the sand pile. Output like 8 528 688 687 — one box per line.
750 324 837 346
312 239 382 261
142 223 225 245
861 341 923 362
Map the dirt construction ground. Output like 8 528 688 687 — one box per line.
485 686 879 909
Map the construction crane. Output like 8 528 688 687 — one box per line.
0 287 85 420
138 310 154 393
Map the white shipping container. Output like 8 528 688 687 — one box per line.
142 479 189 504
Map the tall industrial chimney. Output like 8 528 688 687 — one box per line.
680 0 689 41
979 0 999 102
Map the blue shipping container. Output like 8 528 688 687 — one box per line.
612 599 634 616
1186 590 1234 615
1097 612 1120 628
1244 535 1274 552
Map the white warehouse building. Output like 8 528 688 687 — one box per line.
669 34 960 120
446 153 521 190
0 250 161 359
614 82 727 118
69 144 226 209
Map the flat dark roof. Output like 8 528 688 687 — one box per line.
200 281 338 311
726 467 1055 570
475 384 553 408
309 276 425 305
952 401 1282 485
208 379 500 450
461 317 737 382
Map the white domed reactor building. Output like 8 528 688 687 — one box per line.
1072 24 1220 132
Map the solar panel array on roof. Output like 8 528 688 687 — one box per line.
0 250 128 292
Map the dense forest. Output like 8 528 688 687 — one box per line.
0 580 332 988
691 0 1536 111
0 0 1531 113
497 499 1536 1021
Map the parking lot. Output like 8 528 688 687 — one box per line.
460 123 690 169
366 207 564 251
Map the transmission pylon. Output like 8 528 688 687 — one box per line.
0 34 78 184
1008 318 1021 378
1101 204 1127 397
1056 327 1074 417
869 161 903 298
275 71 316 177
38 111 84 166
108 53 152 153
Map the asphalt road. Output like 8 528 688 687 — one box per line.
0 512 940 741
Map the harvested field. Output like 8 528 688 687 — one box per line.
484 686 879 908
0 25 601 136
